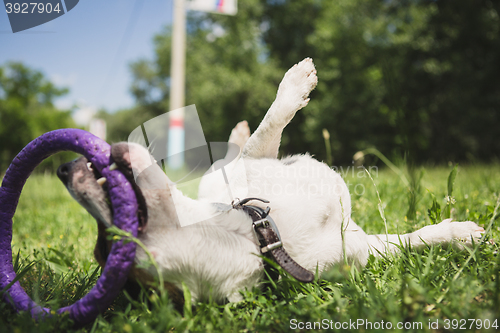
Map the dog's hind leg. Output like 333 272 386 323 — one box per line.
228 120 250 149
243 58 317 159
223 120 250 161
366 219 485 255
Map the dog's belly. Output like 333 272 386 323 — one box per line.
198 155 354 272
244 156 353 271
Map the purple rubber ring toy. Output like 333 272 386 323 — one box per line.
0 129 138 327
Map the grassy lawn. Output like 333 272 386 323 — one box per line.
0 164 499 332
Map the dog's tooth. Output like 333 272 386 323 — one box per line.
87 162 93 171
109 162 118 171
97 177 107 186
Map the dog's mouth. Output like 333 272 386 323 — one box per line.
87 161 108 189
57 155 148 232
85 160 114 213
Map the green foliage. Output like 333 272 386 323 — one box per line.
444 164 459 218
406 165 424 222
0 62 77 173
427 192 441 224
103 0 499 164
293 0 500 163
447 164 458 198
97 106 155 143
107 0 283 146
1 165 499 332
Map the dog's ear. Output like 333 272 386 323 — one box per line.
111 142 150 233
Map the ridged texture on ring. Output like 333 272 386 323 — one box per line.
0 129 138 327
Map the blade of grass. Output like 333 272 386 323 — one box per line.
0 260 37 296
437 194 500 303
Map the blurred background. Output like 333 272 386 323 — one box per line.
1 0 499 174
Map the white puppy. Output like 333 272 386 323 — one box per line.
58 58 484 305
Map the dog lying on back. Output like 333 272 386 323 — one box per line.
57 58 484 304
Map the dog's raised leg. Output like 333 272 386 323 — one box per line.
243 58 318 159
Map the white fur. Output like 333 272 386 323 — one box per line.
126 58 484 303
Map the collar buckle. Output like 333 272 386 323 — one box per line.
233 197 314 283
261 241 283 253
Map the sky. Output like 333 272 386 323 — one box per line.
1 0 174 121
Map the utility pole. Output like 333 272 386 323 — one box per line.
167 0 186 169
167 0 237 169
169 0 186 110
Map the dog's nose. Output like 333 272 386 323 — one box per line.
57 162 71 184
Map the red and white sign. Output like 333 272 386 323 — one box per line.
186 0 237 16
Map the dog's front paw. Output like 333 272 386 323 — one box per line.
442 219 485 247
276 58 318 115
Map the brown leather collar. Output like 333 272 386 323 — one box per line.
232 198 314 283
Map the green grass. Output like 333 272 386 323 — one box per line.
1 164 499 332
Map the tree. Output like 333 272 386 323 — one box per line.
263 0 500 163
109 0 499 165
0 62 76 173
121 0 282 146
